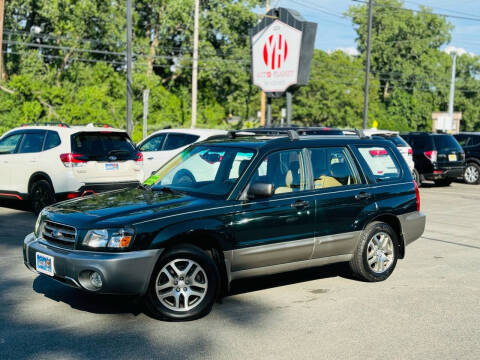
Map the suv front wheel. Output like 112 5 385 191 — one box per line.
464 162 480 185
144 244 220 321
350 221 399 282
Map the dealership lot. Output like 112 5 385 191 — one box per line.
0 182 479 359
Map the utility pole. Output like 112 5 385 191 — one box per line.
126 0 133 136
0 0 5 81
191 0 200 129
448 51 457 124
142 89 149 140
362 0 374 130
260 0 270 127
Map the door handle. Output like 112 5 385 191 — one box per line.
147 157 154 160
291 200 309 209
355 192 372 201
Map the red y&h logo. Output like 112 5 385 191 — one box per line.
263 34 288 70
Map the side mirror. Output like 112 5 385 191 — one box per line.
247 182 274 199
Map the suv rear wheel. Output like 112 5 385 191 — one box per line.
350 221 399 282
31 180 55 215
464 162 480 185
144 244 220 321
412 168 421 186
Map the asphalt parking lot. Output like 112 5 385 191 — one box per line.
1 182 479 359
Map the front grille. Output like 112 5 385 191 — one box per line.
42 220 77 249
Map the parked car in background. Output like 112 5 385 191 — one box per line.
0 123 143 214
453 132 480 185
401 132 465 186
362 129 417 182
24 131 425 321
137 128 227 180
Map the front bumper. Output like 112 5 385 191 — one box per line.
23 233 162 295
423 167 464 180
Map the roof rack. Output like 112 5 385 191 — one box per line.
22 121 70 128
228 129 300 141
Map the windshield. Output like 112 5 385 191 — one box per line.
147 145 256 198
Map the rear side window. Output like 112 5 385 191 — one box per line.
410 135 434 151
308 147 361 189
163 134 199 151
44 131 61 150
18 132 46 154
377 135 409 147
0 133 23 154
71 132 136 160
357 146 401 181
433 135 463 151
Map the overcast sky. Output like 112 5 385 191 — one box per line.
261 0 480 56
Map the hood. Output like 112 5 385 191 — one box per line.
43 188 215 229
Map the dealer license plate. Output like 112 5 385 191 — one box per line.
105 162 119 170
36 252 54 276
448 154 457 162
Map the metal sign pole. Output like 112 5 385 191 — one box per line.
266 97 272 127
362 0 374 130
142 89 149 140
286 91 292 126
126 0 133 136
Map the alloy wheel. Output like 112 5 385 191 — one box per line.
464 165 479 184
155 258 208 312
366 232 394 274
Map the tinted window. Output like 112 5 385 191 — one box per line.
250 150 306 195
454 134 467 146
433 135 462 151
472 136 480 146
139 134 165 151
0 133 23 154
410 135 434 151
375 134 409 147
163 134 199 151
44 131 61 150
357 146 401 181
71 132 136 160
309 147 361 189
18 132 46 154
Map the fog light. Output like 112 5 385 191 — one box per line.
90 271 103 289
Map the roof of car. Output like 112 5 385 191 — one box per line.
146 128 227 137
6 124 126 135
456 132 480 135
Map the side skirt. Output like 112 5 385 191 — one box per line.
229 254 352 281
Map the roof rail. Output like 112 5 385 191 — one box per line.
22 122 70 128
227 129 300 141
354 129 369 139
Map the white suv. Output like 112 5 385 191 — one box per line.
137 128 227 180
0 123 144 214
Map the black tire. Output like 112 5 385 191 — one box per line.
144 244 220 321
349 221 399 282
434 178 452 187
412 168 421 186
30 180 55 215
464 162 480 185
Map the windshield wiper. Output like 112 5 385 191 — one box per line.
155 186 184 195
137 183 152 191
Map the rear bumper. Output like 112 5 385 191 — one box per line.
398 211 426 246
23 233 162 295
423 167 464 180
57 181 141 200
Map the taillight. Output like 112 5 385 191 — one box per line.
60 153 87 167
424 150 437 162
135 152 143 162
414 180 420 212
408 148 413 155
369 149 388 156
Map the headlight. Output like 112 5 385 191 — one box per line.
34 210 45 237
83 228 134 249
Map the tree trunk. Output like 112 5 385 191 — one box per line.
383 80 390 98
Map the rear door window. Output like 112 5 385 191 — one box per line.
433 135 463 152
71 132 136 161
18 132 46 154
0 133 23 154
163 134 200 151
308 147 362 189
357 146 401 181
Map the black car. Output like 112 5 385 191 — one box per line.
453 132 480 185
401 132 465 186
24 131 425 321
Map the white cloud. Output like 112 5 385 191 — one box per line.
444 46 475 57
328 47 360 56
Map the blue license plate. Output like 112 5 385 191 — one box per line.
105 163 119 170
36 252 54 276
